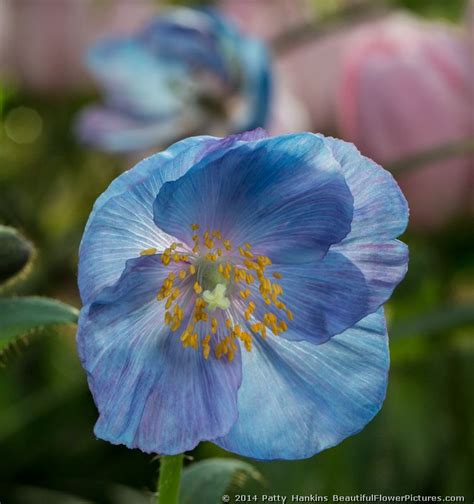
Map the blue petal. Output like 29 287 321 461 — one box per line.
216 308 389 460
263 251 370 345
86 37 189 118
322 136 409 242
81 8 271 151
78 254 242 455
139 10 230 83
139 8 272 129
330 240 408 311
210 128 268 146
200 9 272 130
261 137 408 345
153 133 354 264
230 35 271 132
322 136 409 313
78 132 266 305
75 106 194 153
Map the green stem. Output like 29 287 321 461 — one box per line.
272 0 388 54
156 454 184 504
387 138 474 174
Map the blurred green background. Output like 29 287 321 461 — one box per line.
0 0 473 503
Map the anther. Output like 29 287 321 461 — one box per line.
140 248 157 256
194 281 202 294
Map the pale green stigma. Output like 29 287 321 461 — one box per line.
202 283 231 312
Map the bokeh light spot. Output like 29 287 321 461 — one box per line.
4 106 43 144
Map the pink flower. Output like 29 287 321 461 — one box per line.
337 13 474 230
1 0 155 93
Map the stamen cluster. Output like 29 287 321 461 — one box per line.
141 224 294 362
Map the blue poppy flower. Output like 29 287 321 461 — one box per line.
76 9 271 153
77 129 408 460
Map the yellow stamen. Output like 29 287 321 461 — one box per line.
140 248 157 256
163 227 295 361
171 287 180 300
239 289 250 299
245 273 255 284
194 281 202 294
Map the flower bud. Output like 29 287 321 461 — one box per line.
338 13 473 230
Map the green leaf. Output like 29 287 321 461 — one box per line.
0 225 34 285
13 486 92 504
109 485 152 504
0 296 79 352
180 458 262 504
390 0 466 21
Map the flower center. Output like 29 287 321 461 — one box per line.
202 284 230 312
141 224 293 362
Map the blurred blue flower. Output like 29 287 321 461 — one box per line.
76 8 271 153
77 129 408 460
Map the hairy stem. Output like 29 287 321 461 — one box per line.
156 454 184 504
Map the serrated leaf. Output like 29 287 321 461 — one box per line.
0 225 34 285
180 458 262 504
0 296 79 352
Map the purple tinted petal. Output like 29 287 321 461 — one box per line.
75 106 186 153
78 254 241 454
322 137 409 315
322 136 408 242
